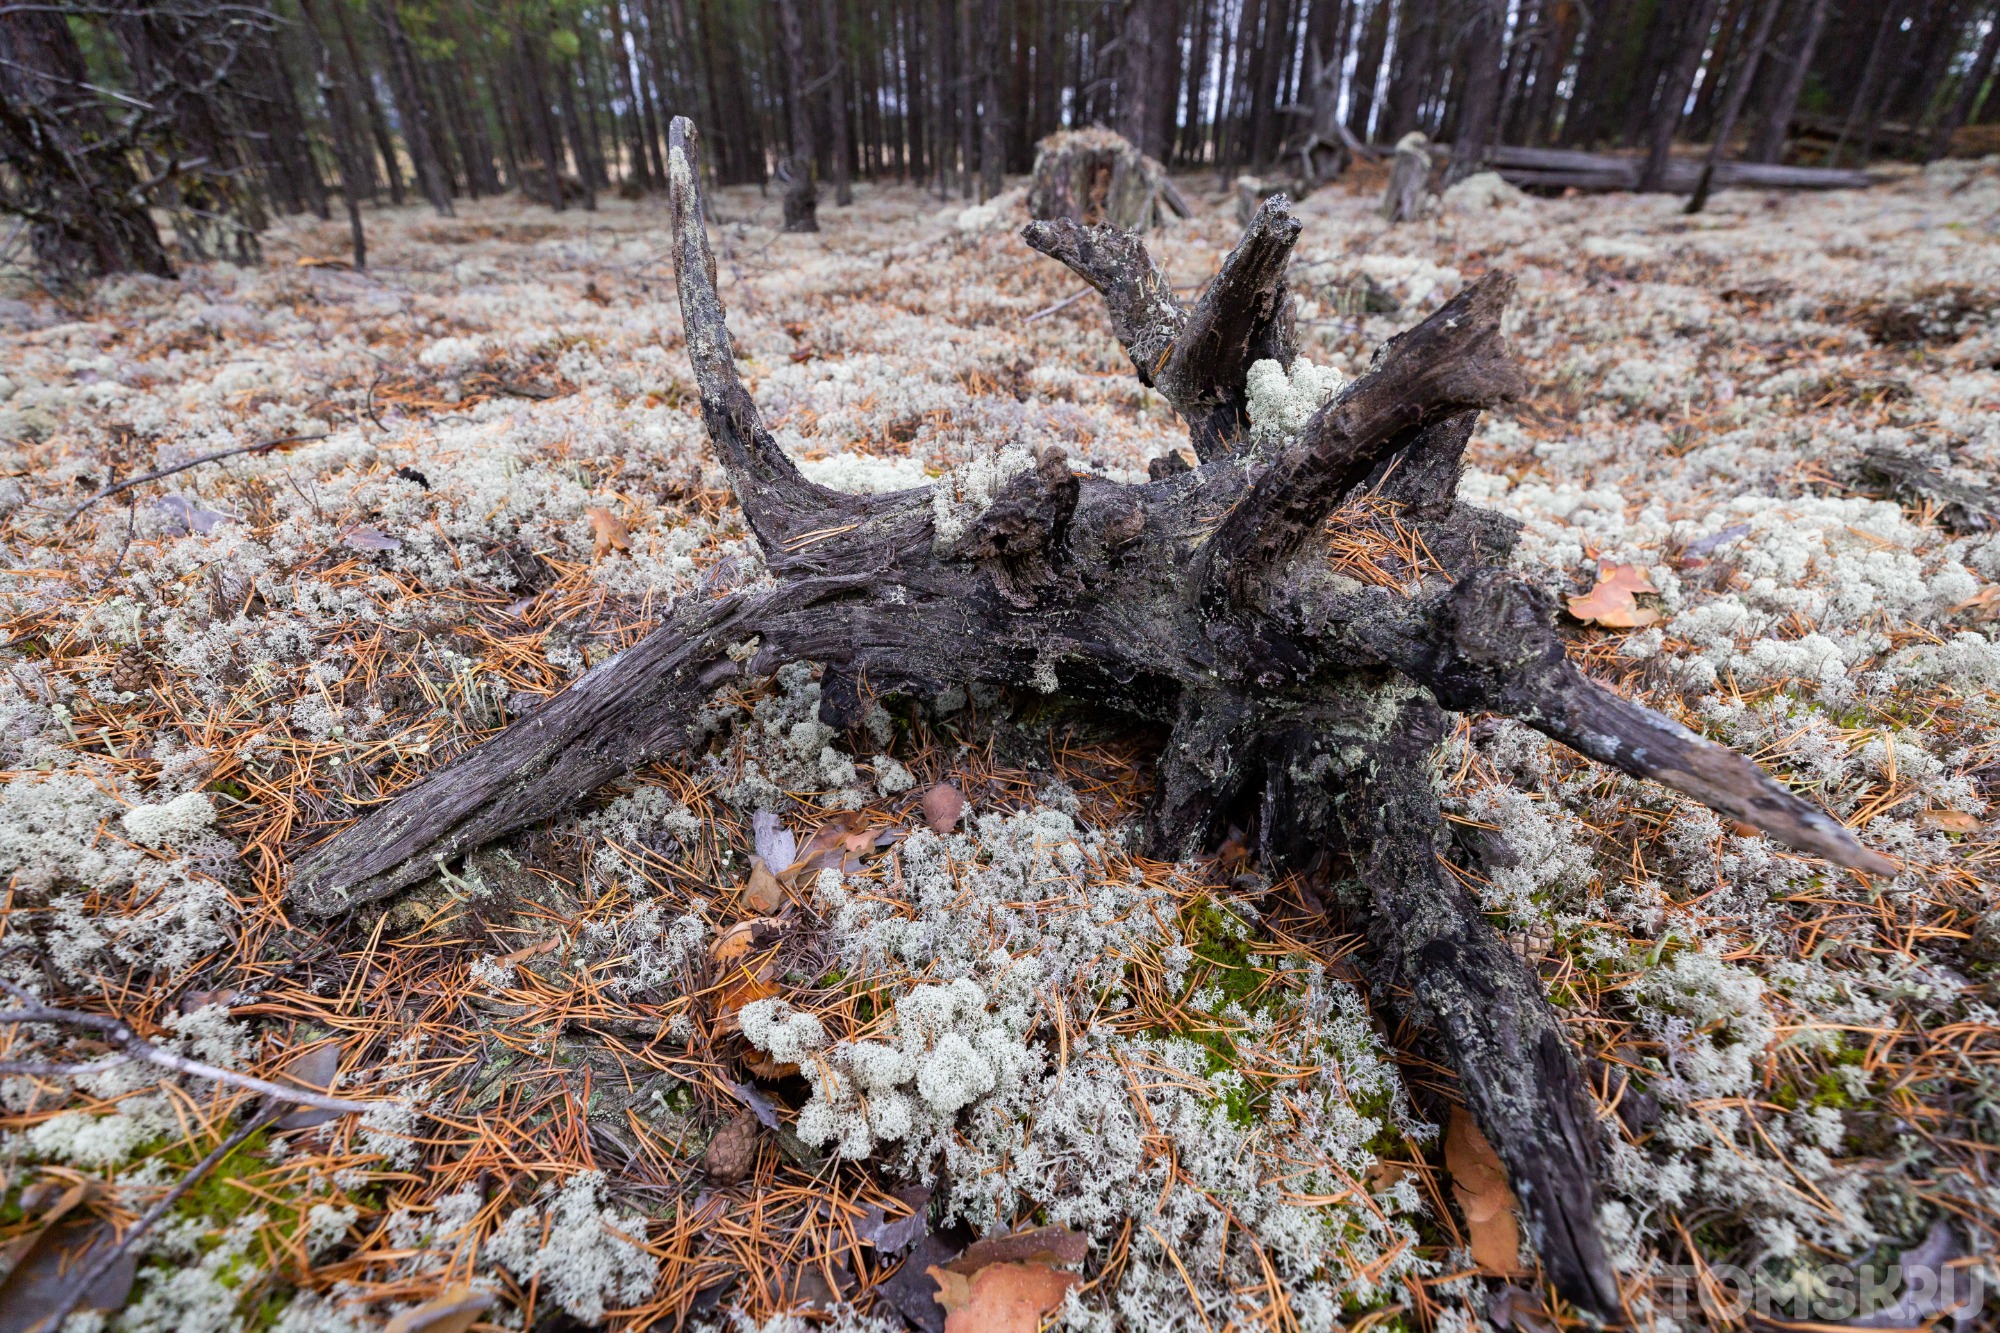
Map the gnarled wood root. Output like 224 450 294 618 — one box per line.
290 116 1895 1323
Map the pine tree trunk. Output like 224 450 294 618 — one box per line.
373 0 453 215
1751 0 1830 163
1830 4 1902 166
1447 0 1505 185
517 32 568 211
978 0 1004 197
608 0 657 189
1688 0 1785 213
557 59 600 208
0 8 174 283
1348 0 1391 138
1638 0 1723 190
822 0 855 204
776 0 819 229
1384 0 1436 140
332 0 403 204
1930 5 2000 157
259 35 331 219
299 0 370 266
958 0 975 198
1118 0 1162 158
420 62 468 198
1541 2 1586 143
576 40 611 188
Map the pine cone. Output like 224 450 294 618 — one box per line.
1506 920 1556 964
701 1113 762 1185
109 646 154 695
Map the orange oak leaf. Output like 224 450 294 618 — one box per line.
928 1261 1080 1333
1566 562 1661 628
744 860 786 912
922 782 965 834
585 507 630 563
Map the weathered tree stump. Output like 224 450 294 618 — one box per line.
1382 131 1435 223
1028 126 1190 231
292 116 1895 1323
517 162 586 206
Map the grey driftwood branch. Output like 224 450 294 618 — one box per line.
288 114 1896 1322
0 978 375 1113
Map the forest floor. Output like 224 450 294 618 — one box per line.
1 158 1998 1333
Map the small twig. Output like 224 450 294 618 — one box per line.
0 1058 122 1076
33 1099 284 1333
63 433 326 524
0 980 374 1113
1026 288 1091 322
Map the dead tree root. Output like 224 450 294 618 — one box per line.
290 116 1897 1324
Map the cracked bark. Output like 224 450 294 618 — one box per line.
291 115 1895 1323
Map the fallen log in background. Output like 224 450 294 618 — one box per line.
1473 143 1876 194
291 114 1899 1323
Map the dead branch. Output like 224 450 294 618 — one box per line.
63 432 327 523
30 1100 285 1333
0 979 377 1113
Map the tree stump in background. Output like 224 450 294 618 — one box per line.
518 162 585 206
1382 131 1435 223
1028 127 1190 231
777 159 817 233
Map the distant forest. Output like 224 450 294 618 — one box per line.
3 0 1998 279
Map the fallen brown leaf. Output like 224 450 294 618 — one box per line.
744 1050 799 1080
1565 562 1662 628
945 1225 1087 1274
1922 809 1980 833
744 860 785 913
499 935 561 965
0 1182 135 1333
178 988 239 1013
922 782 965 834
711 918 781 966
714 973 779 1033
1445 1104 1523 1275
383 1283 494 1333
782 812 880 885
586 507 629 563
343 523 402 552
928 1261 1079 1333
273 1042 345 1130
1946 585 2000 621
710 918 783 1032
928 1266 972 1312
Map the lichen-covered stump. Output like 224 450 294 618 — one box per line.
292 116 1895 1323
1027 127 1190 231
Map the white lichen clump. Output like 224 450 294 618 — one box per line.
763 802 1429 1324
1244 356 1345 448
485 1171 659 1323
120 790 217 847
766 976 1037 1159
930 445 1035 544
